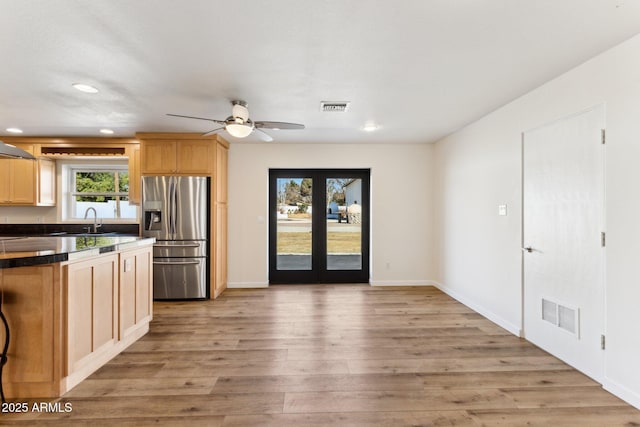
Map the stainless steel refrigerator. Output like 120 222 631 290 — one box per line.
142 176 210 299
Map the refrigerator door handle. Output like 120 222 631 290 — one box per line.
172 178 178 237
170 179 177 237
154 243 201 248
153 260 201 266
166 179 172 238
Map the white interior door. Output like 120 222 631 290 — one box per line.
523 105 605 381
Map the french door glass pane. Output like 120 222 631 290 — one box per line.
326 178 362 270
276 177 313 270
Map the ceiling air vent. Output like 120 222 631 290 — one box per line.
320 101 350 112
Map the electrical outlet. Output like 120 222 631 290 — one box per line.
386 262 391 270
35 216 43 223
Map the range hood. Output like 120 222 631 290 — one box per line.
0 140 35 159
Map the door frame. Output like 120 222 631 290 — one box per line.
269 168 370 284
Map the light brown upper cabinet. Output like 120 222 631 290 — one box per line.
139 137 214 175
37 158 56 206
0 144 55 206
127 145 141 205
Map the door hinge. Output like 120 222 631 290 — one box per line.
601 232 606 247
601 129 606 145
601 334 606 350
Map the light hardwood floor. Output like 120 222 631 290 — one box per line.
3 284 640 426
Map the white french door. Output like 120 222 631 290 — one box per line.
522 105 605 381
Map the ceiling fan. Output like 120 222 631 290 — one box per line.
167 100 305 142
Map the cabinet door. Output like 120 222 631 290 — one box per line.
37 158 56 206
216 142 228 202
214 203 228 298
141 140 177 174
8 144 36 204
0 161 10 202
135 247 153 323
128 145 141 205
66 263 94 371
66 253 118 374
92 259 117 350
120 246 153 339
176 140 212 174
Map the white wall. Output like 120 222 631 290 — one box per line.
433 34 640 408
0 205 57 224
227 142 434 287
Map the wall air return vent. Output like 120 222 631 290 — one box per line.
541 297 580 337
320 101 350 112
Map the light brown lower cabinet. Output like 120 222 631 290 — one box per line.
119 246 153 340
0 243 153 398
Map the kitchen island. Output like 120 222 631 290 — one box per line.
0 235 155 398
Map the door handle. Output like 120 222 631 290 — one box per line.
522 247 533 253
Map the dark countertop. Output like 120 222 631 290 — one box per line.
0 236 155 269
0 223 139 236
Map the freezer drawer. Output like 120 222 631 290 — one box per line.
153 257 208 299
153 240 207 258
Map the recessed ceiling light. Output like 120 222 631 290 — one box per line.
362 123 379 132
6 127 23 134
99 129 114 135
72 83 99 93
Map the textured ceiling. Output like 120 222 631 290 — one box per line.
1 0 639 144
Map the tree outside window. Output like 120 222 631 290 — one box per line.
70 168 136 219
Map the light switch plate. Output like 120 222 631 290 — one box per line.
498 204 508 216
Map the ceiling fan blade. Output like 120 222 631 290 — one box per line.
254 121 305 130
167 113 225 124
202 127 225 137
254 128 274 142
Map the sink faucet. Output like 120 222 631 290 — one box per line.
83 207 102 233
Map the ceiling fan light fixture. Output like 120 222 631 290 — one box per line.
226 123 254 138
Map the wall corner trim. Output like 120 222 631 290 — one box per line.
603 377 640 410
432 281 522 337
369 280 434 287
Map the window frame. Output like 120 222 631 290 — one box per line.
60 159 138 223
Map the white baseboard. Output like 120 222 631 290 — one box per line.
603 377 640 410
227 281 269 288
369 280 435 287
432 281 522 337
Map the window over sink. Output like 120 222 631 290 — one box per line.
61 160 137 221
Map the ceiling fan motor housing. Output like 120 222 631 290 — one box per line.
231 101 250 121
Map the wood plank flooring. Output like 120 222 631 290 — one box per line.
3 284 640 426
